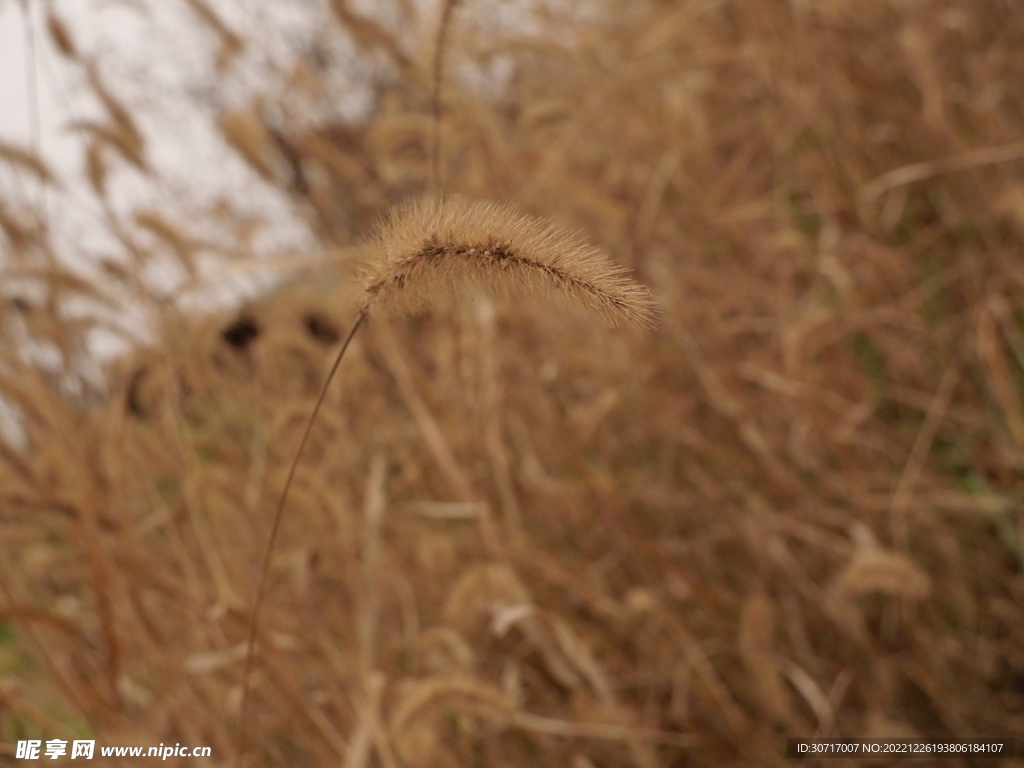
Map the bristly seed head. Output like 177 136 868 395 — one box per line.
236 193 655 768
358 195 658 329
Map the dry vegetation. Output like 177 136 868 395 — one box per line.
1 0 1023 766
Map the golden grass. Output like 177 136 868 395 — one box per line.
360 195 657 327
1 1 1023 767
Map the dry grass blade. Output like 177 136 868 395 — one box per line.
330 0 413 72
0 199 39 249
70 120 145 170
134 209 197 273
359 455 387 673
183 0 244 67
86 64 142 149
827 547 932 644
0 140 55 183
978 302 1024 457
430 0 462 190
218 109 280 181
344 672 385 768
738 591 797 728
862 142 1024 202
509 711 696 749
360 195 658 328
85 139 107 195
890 365 959 547
46 12 77 58
374 322 476 501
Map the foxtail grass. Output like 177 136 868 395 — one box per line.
235 195 656 765
361 196 657 328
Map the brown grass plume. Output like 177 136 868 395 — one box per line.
360 195 657 328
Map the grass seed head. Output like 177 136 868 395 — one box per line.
359 195 658 329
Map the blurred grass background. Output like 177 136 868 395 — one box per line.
0 0 1023 765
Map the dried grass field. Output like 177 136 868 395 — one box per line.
0 0 1023 766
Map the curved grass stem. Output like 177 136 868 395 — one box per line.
235 309 366 768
